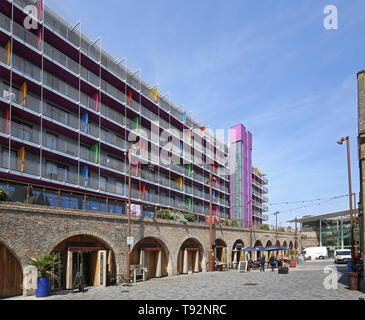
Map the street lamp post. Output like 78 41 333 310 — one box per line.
274 211 280 242
248 199 255 246
206 173 217 272
353 193 358 254
337 137 355 271
124 144 136 285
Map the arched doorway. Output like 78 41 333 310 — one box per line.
130 237 168 279
254 240 263 260
232 240 244 266
289 241 294 253
265 240 273 261
214 239 228 265
275 240 281 257
51 235 116 290
0 242 23 298
177 238 204 274
283 241 288 257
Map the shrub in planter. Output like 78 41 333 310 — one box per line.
27 253 59 297
184 214 195 222
171 210 188 224
231 220 238 227
157 209 172 220
0 188 8 202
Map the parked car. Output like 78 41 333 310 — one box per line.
334 249 351 264
302 247 328 260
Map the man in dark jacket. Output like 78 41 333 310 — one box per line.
269 256 276 272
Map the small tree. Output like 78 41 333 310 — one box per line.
27 253 59 278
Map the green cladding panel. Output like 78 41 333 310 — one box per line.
185 197 192 210
90 144 99 163
132 117 139 130
184 164 191 177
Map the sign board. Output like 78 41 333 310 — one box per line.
127 204 141 217
127 237 134 246
239 261 248 273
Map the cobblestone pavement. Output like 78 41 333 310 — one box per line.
6 260 365 300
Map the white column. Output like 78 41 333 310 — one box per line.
194 251 200 272
183 249 189 274
139 249 147 268
155 250 162 278
233 250 237 263
66 250 73 290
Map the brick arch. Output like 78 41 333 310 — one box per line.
177 236 204 255
0 236 24 268
232 239 245 249
265 240 273 248
177 237 205 274
45 229 123 276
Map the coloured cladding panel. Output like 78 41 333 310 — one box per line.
17 147 25 172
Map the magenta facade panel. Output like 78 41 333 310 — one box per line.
229 124 252 228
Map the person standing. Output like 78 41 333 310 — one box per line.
269 255 276 272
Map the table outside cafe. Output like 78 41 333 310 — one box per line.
231 246 290 271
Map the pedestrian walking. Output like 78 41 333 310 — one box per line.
260 255 266 272
269 255 276 272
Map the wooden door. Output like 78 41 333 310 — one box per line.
0 243 22 298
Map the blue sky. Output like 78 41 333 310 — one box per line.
45 0 363 227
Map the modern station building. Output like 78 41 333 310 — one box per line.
290 209 360 256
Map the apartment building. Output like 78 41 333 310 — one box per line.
251 167 268 225
0 0 230 220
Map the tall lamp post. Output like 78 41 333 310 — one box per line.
206 173 217 272
124 143 137 285
337 137 355 271
274 211 280 242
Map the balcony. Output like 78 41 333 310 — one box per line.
13 21 41 51
4 155 41 177
44 133 78 158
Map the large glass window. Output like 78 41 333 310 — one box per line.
232 141 243 221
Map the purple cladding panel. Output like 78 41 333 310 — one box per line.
229 124 252 228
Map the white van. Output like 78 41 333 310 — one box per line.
302 247 328 260
334 249 351 264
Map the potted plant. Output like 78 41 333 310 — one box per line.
289 250 296 268
27 253 59 297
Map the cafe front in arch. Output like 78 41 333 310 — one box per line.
130 237 168 279
177 238 204 274
51 235 116 290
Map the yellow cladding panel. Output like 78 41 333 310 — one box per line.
5 41 10 65
150 88 158 101
17 147 25 172
20 82 27 106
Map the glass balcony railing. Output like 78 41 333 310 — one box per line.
13 22 40 51
0 11 11 33
43 134 78 158
3 155 41 177
11 121 41 145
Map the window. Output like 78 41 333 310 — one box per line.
100 176 107 191
46 161 68 181
116 181 124 195
2 148 17 169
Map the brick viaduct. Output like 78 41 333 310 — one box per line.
0 203 300 296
